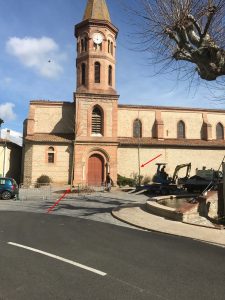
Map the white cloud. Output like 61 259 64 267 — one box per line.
6 37 65 78
0 103 16 121
1 77 12 85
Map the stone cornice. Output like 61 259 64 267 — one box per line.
118 104 225 114
30 100 73 106
76 54 115 64
74 92 119 101
75 19 118 38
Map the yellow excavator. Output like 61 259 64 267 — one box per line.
153 163 191 185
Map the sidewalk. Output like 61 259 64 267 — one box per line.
112 204 225 247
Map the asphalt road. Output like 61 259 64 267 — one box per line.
0 211 225 300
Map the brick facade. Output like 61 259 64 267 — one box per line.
22 0 225 186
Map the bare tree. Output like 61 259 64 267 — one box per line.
126 0 225 82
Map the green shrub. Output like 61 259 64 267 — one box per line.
36 175 52 187
117 174 135 187
142 176 151 185
130 172 144 187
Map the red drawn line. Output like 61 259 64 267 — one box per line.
47 188 71 214
141 154 162 168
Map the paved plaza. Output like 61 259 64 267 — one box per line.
0 189 148 229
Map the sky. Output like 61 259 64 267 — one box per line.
0 0 225 138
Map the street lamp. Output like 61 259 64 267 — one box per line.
0 118 4 139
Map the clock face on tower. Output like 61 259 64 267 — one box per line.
93 33 103 44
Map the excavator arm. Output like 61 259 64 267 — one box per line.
171 163 191 184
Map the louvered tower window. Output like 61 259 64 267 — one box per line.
216 123 224 140
92 106 103 135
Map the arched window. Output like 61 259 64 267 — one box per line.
95 62 101 83
94 42 102 51
216 123 224 140
111 42 113 55
81 63 86 85
133 119 142 138
108 65 112 86
108 40 110 53
92 106 103 135
81 39 85 52
84 37 88 52
177 121 185 139
48 147 55 163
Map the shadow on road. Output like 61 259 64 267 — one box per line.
40 202 115 217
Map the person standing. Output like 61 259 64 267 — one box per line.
106 173 113 192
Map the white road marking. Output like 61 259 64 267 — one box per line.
8 242 107 276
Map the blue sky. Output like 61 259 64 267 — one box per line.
0 0 225 136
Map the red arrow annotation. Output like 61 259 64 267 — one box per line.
141 154 162 168
47 188 71 214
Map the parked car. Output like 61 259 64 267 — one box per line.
0 177 18 200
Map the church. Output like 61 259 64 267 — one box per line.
22 0 225 187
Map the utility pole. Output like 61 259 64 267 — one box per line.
137 111 141 186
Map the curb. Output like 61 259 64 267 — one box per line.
111 204 225 247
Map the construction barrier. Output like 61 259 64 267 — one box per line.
17 183 105 201
18 183 53 201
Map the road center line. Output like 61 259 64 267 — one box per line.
8 242 107 277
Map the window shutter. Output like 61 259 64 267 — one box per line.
92 107 103 134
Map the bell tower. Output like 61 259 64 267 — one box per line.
75 0 118 95
73 0 119 187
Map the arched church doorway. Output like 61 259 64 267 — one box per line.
87 154 104 186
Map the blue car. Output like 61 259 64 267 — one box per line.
0 177 18 200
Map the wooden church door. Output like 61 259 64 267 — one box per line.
88 154 104 186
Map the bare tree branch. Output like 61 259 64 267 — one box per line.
124 0 225 83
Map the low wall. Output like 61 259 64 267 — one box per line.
146 195 199 222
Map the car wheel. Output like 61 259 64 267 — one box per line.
1 191 12 200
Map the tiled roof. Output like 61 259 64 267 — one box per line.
83 0 111 22
0 138 8 143
25 135 225 148
30 100 72 105
25 134 75 143
118 137 225 148
118 104 225 113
